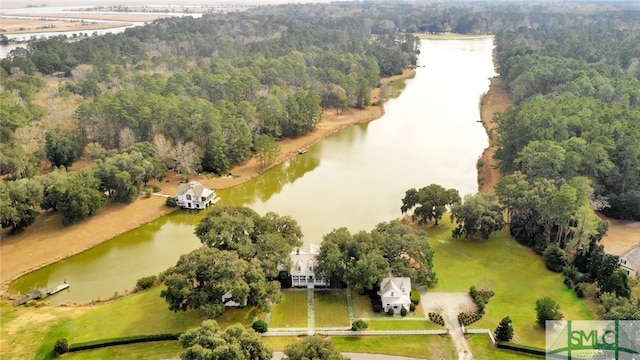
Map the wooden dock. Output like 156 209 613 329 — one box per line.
13 282 70 306
47 283 70 295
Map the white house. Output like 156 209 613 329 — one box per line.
175 181 216 210
289 244 328 288
222 291 247 307
619 244 640 279
378 276 411 313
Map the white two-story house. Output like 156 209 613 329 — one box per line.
378 276 411 313
175 181 216 210
290 244 328 288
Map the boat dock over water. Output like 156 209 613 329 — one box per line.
13 281 69 306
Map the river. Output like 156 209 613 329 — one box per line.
9 38 497 304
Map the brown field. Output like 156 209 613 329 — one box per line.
0 69 414 297
477 77 511 194
0 17 134 35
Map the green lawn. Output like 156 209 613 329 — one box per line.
63 341 183 360
467 335 543 360
69 287 203 343
332 335 455 359
14 287 203 359
367 319 443 331
314 290 350 327
265 335 456 359
425 222 596 348
269 290 308 328
350 291 380 318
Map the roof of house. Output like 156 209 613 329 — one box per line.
620 244 640 270
176 181 214 198
292 243 321 256
380 277 411 297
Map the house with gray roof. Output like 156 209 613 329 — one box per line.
378 276 411 313
619 244 640 279
175 181 216 210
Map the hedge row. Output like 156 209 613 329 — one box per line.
69 333 181 352
496 341 546 356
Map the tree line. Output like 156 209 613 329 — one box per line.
491 18 640 319
1 3 422 234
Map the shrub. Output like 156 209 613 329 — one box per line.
494 316 514 342
252 320 268 333
543 244 568 272
351 319 369 331
410 290 421 305
458 311 482 326
165 197 177 207
201 304 225 319
409 303 416 312
428 312 445 326
400 307 408 317
153 185 161 192
386 308 395 316
563 277 574 289
469 286 494 316
135 275 157 291
144 189 152 198
372 303 382 313
277 270 292 289
54 338 69 355
535 297 563 327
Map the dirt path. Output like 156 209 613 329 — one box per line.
0 69 415 297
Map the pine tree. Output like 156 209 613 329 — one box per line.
494 316 514 342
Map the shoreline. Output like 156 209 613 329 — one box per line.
476 77 511 194
0 69 415 297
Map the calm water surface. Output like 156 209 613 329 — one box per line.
10 38 497 303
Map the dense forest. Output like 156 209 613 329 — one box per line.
1 3 639 241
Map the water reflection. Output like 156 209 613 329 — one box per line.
10 38 496 303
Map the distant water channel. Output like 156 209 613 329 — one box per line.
10 38 497 304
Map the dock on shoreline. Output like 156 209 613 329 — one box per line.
12 281 69 306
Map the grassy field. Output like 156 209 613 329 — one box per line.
264 335 456 358
269 290 308 328
467 335 543 360
367 319 443 331
314 290 350 327
425 221 596 348
332 335 455 358
62 341 183 360
0 287 203 360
